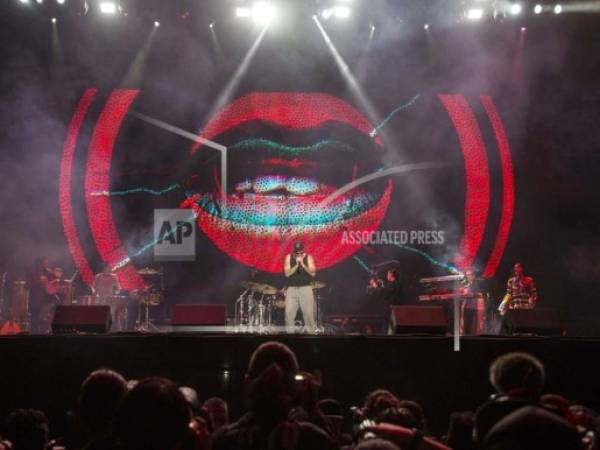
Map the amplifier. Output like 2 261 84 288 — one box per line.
52 305 112 334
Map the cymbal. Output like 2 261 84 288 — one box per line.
240 281 260 291
310 281 327 289
137 267 160 275
240 281 278 295
257 284 279 295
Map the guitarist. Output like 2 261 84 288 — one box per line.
27 257 60 334
498 262 537 334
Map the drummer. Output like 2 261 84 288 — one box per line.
92 263 121 330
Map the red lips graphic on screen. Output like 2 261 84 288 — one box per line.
61 89 513 289
181 92 392 272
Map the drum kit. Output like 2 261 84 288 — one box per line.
234 279 328 333
0 264 167 333
0 261 333 334
129 266 164 332
71 266 164 332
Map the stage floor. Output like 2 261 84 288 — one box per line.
1 333 600 438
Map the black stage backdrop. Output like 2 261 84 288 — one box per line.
0 1 599 333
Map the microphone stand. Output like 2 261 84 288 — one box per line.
234 288 250 332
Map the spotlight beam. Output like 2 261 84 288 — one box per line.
210 23 224 65
313 15 434 213
312 16 383 139
120 25 159 89
176 23 269 201
207 23 269 121
51 16 63 71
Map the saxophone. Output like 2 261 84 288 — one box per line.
498 294 511 316
367 275 384 293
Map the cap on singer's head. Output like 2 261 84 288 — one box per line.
294 242 304 252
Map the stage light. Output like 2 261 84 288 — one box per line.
321 8 333 19
154 20 159 27
510 3 522 15
56 0 65 4
52 17 57 23
209 22 215 29
36 0 43 4
333 5 351 19
235 7 250 18
18 0 30 4
533 4 542 14
466 8 484 20
251 2 276 25
321 6 351 20
521 26 526 31
554 4 562 14
424 23 429 30
99 1 117 14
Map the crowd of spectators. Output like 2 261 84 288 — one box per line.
1 343 598 450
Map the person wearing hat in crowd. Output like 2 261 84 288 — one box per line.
283 242 317 333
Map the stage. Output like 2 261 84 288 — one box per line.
1 333 600 439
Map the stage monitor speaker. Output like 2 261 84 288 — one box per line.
390 306 448 335
52 305 112 334
508 309 564 336
171 304 227 332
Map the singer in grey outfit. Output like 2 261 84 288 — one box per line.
283 242 316 333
